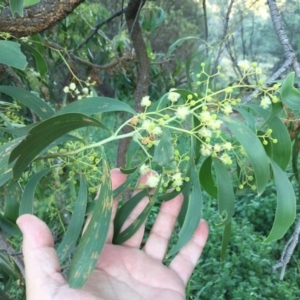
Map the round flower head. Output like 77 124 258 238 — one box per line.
142 119 162 136
146 173 160 188
140 164 151 175
198 127 212 138
63 86 69 93
238 60 250 70
222 104 233 115
69 82 76 91
168 89 181 103
141 95 151 107
176 106 190 120
201 144 212 156
172 172 183 187
260 96 271 109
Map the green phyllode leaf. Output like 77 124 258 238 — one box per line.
168 163 202 257
221 221 231 261
9 113 107 180
4 181 22 223
280 72 300 110
264 160 296 243
67 160 113 288
213 158 235 226
57 176 88 264
9 0 24 16
0 86 55 119
246 104 291 170
113 179 162 245
19 168 52 215
0 41 27 69
199 156 217 199
153 128 174 167
220 115 270 195
56 97 136 116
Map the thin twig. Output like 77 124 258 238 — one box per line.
243 0 300 103
73 7 127 52
272 215 300 280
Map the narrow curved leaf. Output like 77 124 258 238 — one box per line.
0 41 27 69
9 0 24 16
113 179 161 245
19 168 52 215
26 44 48 77
234 107 256 132
0 86 54 119
199 156 217 199
168 164 202 256
56 97 136 116
0 214 21 236
153 128 174 167
4 181 22 222
280 72 300 110
166 36 201 58
220 115 270 195
247 104 291 170
9 113 106 180
221 221 231 261
57 176 87 263
264 160 296 243
67 160 112 288
113 189 149 240
213 158 235 226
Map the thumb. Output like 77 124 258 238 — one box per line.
17 214 66 299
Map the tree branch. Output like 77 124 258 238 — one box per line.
243 0 300 103
0 0 84 37
116 0 150 168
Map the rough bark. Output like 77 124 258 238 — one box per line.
116 0 150 169
0 0 85 37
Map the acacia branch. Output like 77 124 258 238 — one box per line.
0 0 84 37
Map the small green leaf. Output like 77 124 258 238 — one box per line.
221 221 231 261
199 156 217 199
0 41 27 69
56 97 136 116
4 181 22 223
19 168 52 215
280 72 300 110
213 158 235 226
234 107 256 132
120 167 137 175
113 189 149 241
25 44 48 77
67 160 113 288
9 113 107 180
114 179 162 245
9 0 24 16
264 160 296 243
0 86 54 119
247 104 291 170
220 115 270 195
166 36 201 58
168 164 202 256
153 128 174 167
57 175 87 263
24 0 40 6
0 214 21 236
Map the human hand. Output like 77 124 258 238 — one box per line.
17 169 209 300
